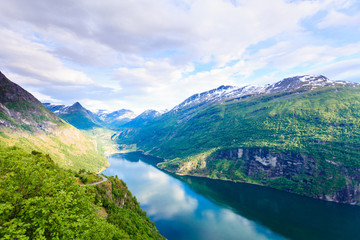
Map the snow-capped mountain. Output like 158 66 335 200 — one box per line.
137 109 161 119
172 85 262 111
43 102 92 115
264 75 357 94
43 102 136 130
42 103 66 114
95 109 136 129
172 75 359 112
43 102 100 129
123 109 161 128
96 109 136 123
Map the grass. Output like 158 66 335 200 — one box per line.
0 123 109 173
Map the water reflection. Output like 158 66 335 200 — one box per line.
104 153 286 240
177 175 360 240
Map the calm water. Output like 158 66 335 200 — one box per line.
103 152 360 240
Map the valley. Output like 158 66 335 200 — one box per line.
114 75 360 205
2 2 359 239
0 72 163 239
104 152 360 240
2 71 360 239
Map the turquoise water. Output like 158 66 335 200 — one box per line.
103 152 360 240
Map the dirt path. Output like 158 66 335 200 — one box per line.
80 175 107 187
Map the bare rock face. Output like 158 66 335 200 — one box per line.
0 71 62 132
206 148 360 205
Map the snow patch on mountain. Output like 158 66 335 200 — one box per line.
172 75 359 112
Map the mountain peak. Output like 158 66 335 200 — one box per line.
44 102 136 130
264 75 356 94
172 74 359 113
72 102 84 109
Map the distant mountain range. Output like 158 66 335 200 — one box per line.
43 102 162 130
0 71 108 172
5 68 360 205
0 71 164 239
116 75 360 205
172 75 357 112
43 102 137 130
122 109 161 128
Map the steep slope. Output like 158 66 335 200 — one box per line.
0 145 163 239
0 72 108 172
116 75 360 204
0 72 61 132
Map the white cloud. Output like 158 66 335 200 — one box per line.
0 28 94 86
309 58 360 81
318 10 360 28
28 90 61 103
0 0 359 112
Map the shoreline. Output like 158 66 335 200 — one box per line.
120 150 359 206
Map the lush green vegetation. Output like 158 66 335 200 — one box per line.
84 127 121 156
118 87 360 159
59 110 100 130
117 86 360 201
94 176 165 239
0 125 109 173
76 170 102 184
0 145 163 239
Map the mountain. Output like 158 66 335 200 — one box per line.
0 145 164 239
122 109 161 128
0 72 61 132
116 75 360 205
0 71 108 172
96 109 136 129
44 103 136 130
43 102 101 130
42 102 66 113
172 75 356 113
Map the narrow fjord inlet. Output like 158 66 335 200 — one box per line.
104 152 360 240
2 1 360 238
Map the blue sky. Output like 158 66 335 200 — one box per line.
0 0 359 114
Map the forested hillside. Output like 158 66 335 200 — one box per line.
0 145 164 239
116 79 360 204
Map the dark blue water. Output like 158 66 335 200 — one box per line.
103 152 360 240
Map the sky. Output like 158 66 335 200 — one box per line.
0 0 360 114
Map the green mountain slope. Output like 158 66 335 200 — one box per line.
0 71 107 172
116 78 360 204
0 145 164 239
55 102 101 130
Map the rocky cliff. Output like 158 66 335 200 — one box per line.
159 147 360 205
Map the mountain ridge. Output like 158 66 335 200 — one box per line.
43 102 136 130
172 75 359 113
0 72 108 172
116 74 360 205
0 71 62 132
